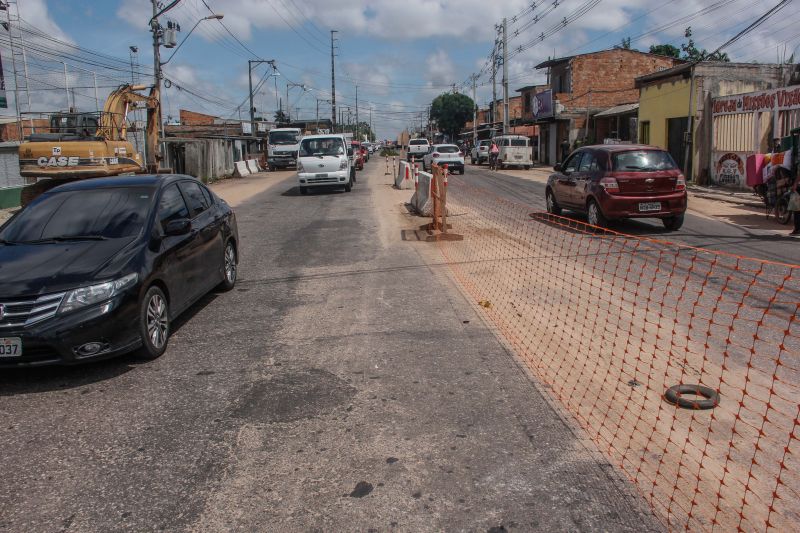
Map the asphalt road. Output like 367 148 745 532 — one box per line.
0 159 662 532
460 162 800 266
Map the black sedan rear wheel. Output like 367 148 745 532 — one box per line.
136 286 170 360
219 240 237 291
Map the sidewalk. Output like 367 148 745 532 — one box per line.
492 165 792 234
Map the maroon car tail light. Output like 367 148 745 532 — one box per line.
675 175 686 191
599 177 620 193
432 153 439 158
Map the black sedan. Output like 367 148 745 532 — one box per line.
0 174 239 367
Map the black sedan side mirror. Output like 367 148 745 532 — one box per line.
553 163 562 172
347 148 354 157
164 218 191 236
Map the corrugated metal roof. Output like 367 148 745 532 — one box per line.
594 103 639 117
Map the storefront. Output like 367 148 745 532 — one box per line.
711 86 800 189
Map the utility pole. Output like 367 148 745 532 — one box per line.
150 0 164 169
331 30 337 132
355 84 359 140
248 59 274 137
369 106 372 141
471 74 478 146
491 39 497 130
502 18 509 135
4 1 27 138
62 63 70 109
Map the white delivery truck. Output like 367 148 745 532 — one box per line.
495 135 533 170
267 127 302 170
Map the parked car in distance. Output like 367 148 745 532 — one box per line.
470 139 492 165
545 145 687 230
496 135 532 170
296 134 354 194
423 144 465 174
0 175 239 367
351 141 365 170
407 138 430 161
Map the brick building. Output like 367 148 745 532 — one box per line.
179 109 217 126
0 117 52 142
533 49 683 164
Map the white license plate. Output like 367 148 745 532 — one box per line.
514 155 522 159
315 173 328 178
0 337 22 358
639 202 662 212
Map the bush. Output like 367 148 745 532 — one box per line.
379 148 399 157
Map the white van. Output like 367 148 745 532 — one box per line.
296 134 355 194
496 135 532 170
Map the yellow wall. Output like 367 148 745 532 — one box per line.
637 79 691 149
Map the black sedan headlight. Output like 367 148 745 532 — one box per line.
58 273 138 315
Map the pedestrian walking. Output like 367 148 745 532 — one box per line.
489 140 500 170
788 174 800 236
560 138 570 162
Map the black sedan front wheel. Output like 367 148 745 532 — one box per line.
136 286 170 360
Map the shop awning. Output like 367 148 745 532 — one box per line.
594 103 639 118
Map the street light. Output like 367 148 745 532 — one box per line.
285 82 307 121
161 13 223 66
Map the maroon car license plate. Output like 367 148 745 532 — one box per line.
639 202 661 212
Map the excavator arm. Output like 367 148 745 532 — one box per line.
99 84 161 171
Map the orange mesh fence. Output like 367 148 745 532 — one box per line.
436 177 800 531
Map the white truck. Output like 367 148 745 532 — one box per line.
267 127 302 171
407 138 430 162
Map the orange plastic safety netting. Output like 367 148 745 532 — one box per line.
435 177 800 531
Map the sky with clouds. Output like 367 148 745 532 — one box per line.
0 0 797 139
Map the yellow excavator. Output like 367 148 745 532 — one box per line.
17 84 162 205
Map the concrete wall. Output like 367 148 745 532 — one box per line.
0 186 21 209
694 63 788 185
180 139 235 182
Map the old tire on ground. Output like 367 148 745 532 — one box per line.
587 199 607 228
662 214 685 231
136 286 170 361
546 189 562 216
218 240 237 292
664 384 719 410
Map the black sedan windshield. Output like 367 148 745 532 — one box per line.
1 187 153 243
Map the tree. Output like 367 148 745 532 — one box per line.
649 44 680 58
680 27 730 62
429 92 475 141
648 28 730 62
615 37 632 50
274 109 290 125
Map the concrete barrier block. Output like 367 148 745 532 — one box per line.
234 160 250 177
246 159 259 173
409 171 433 216
395 160 415 190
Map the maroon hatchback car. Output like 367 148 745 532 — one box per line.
545 145 687 230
